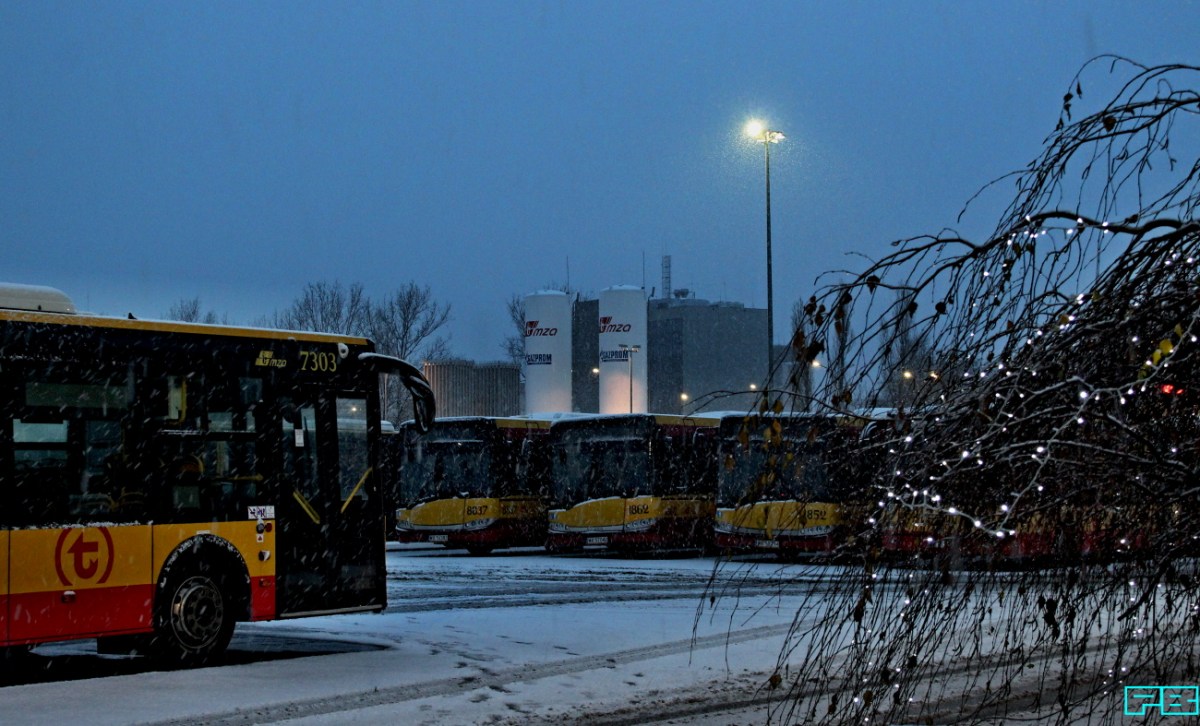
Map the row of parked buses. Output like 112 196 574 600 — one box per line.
388 408 1170 565
389 410 888 557
877 487 1162 564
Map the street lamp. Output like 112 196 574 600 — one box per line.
618 343 640 413
745 119 785 387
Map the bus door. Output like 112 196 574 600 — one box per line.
274 391 383 617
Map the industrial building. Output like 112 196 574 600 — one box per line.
421 281 781 419
528 286 771 416
422 360 521 417
646 294 769 414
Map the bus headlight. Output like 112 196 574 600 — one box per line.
548 521 567 533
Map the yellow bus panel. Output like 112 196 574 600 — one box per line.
551 498 627 531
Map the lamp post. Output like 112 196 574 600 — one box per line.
745 120 785 387
618 343 640 413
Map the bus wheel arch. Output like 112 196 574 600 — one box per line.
152 535 250 665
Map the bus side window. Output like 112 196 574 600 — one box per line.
281 404 320 502
689 431 716 495
495 439 517 497
15 371 135 525
170 453 206 519
12 420 71 524
337 397 369 504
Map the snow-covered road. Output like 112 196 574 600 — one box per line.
0 545 817 725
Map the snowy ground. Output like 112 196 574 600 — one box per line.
0 547 1167 724
0 545 817 725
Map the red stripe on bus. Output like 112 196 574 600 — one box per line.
251 576 277 621
7 585 155 643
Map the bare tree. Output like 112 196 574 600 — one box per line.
270 281 451 423
370 284 452 422
788 299 816 406
502 293 526 365
720 58 1200 725
269 281 370 335
165 296 224 324
370 284 452 361
881 289 937 407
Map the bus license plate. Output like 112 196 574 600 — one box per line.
428 534 448 543
756 539 781 549
586 536 609 545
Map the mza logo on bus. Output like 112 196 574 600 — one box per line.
54 527 116 586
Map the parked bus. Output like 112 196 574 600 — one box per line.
546 414 719 553
392 416 552 555
875 405 1164 566
713 410 880 556
0 284 434 663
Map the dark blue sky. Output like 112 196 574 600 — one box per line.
4 1 1198 360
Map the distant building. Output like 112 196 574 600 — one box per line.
570 298 599 413
646 296 767 414
423 360 520 417
531 291 771 415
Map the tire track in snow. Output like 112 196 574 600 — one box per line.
385 582 810 613
143 622 796 726
497 637 1140 725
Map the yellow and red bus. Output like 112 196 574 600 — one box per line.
545 414 719 553
713 411 879 556
392 416 552 555
0 284 434 664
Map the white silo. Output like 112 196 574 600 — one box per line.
524 290 573 413
598 286 648 414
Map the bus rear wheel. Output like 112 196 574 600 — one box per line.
152 570 235 666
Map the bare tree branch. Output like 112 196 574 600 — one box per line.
727 58 1200 725
164 296 224 324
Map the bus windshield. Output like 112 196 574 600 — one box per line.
716 439 831 507
551 437 650 507
399 439 492 504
